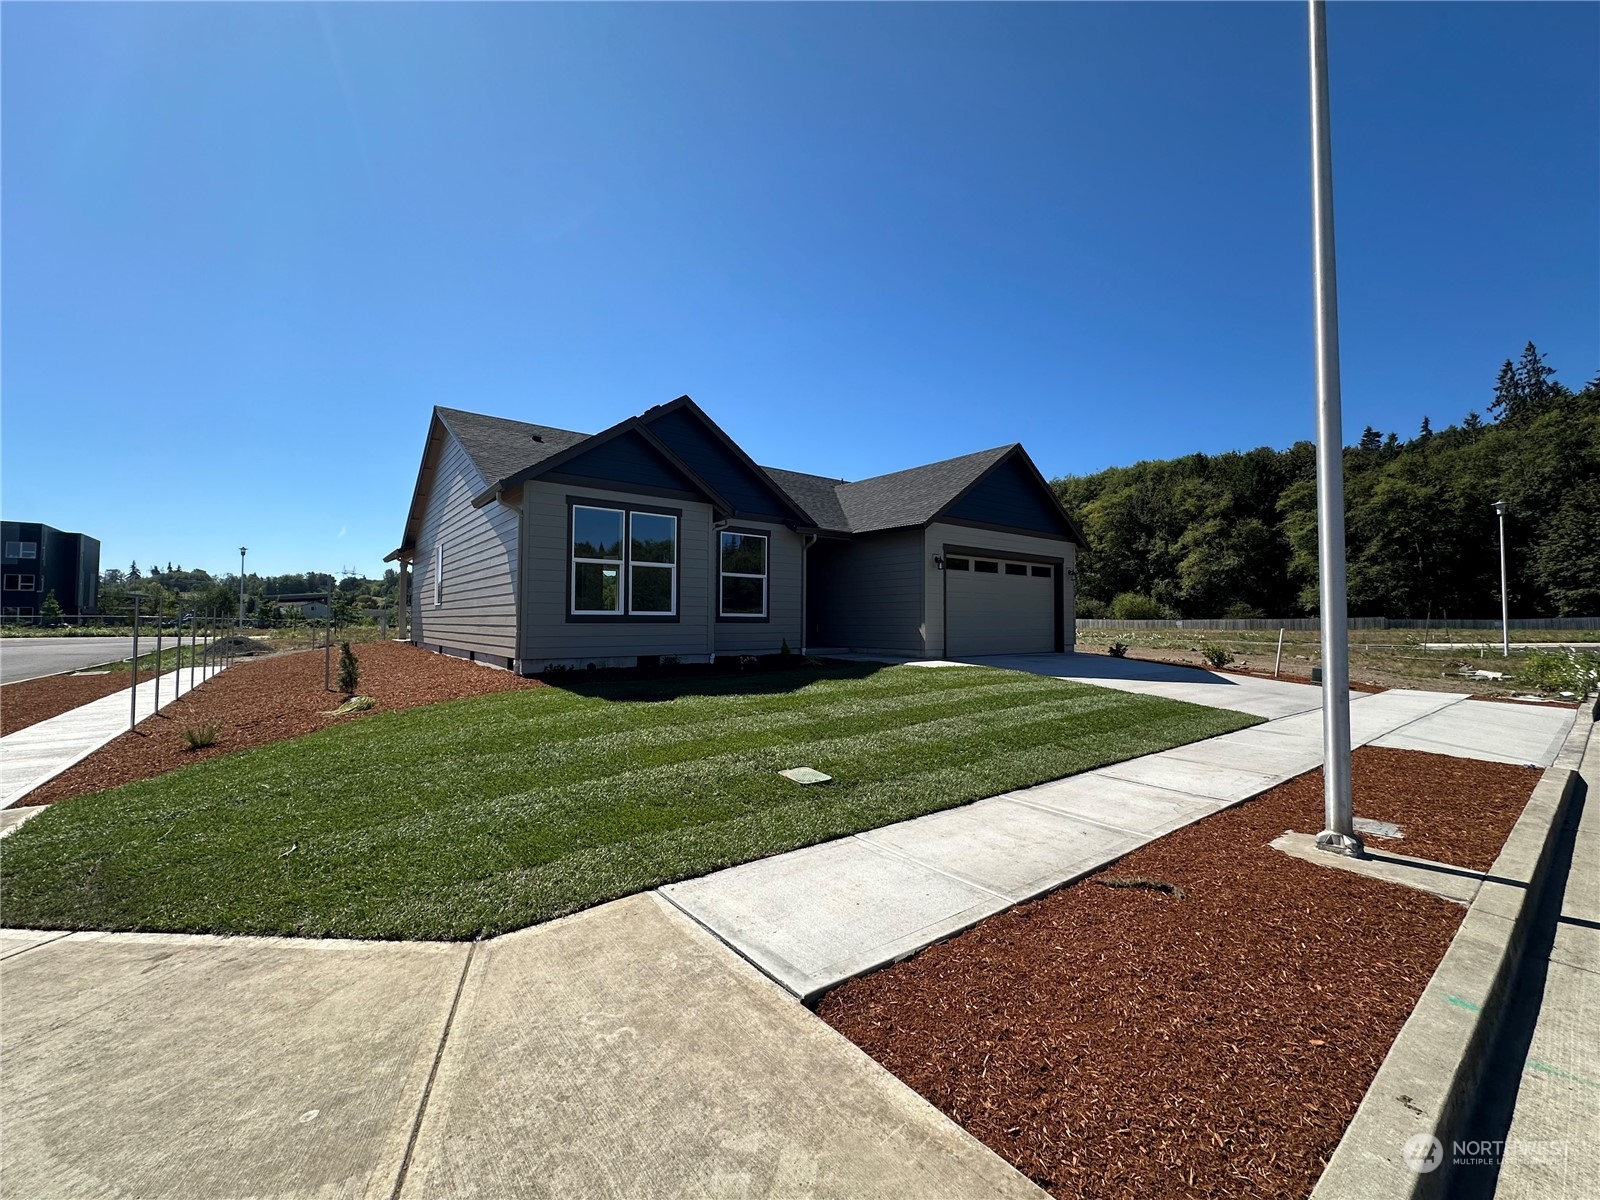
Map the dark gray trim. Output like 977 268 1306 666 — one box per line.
544 473 706 504
564 497 684 625
932 515 1072 542
716 525 771 622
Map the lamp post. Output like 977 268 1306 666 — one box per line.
1494 501 1509 657
1308 0 1361 858
239 547 248 629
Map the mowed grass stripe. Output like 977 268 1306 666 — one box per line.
0 664 1255 939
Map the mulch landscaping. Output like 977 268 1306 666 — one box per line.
13 642 545 808
818 746 1541 1200
2 671 134 737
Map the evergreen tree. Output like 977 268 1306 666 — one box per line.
337 642 361 695
40 590 62 620
1417 416 1433 443
129 560 141 580
1359 426 1383 451
1491 359 1522 421
1463 411 1484 434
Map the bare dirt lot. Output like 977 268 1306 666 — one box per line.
1074 625 1593 698
13 642 544 808
819 747 1541 1200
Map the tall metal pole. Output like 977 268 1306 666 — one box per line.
1494 501 1509 657
130 594 141 731
239 547 248 629
1309 0 1361 858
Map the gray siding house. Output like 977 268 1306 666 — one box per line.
388 397 1086 672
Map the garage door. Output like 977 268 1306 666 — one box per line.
945 554 1057 656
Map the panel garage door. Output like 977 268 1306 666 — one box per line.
945 555 1056 656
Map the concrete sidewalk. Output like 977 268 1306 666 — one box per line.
662 687 1578 1001
0 898 1046 1200
0 661 225 809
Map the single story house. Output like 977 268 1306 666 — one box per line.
387 396 1086 673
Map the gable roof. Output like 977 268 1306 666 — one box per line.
436 407 590 483
390 400 1085 561
834 446 1016 535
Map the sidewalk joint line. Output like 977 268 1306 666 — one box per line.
0 931 73 962
389 939 476 1200
848 833 1015 902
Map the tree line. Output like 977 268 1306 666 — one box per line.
1052 343 1600 620
96 565 402 626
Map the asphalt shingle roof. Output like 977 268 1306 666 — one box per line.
832 446 1016 534
435 407 590 486
429 406 1030 538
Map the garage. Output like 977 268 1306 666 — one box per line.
943 552 1058 656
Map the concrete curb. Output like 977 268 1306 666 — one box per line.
1310 708 1594 1200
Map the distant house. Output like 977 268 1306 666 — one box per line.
387 396 1086 673
1 522 99 617
268 593 332 621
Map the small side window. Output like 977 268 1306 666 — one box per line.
974 560 999 574
945 557 970 571
434 543 444 606
1031 564 1052 578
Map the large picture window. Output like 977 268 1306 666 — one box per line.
720 530 768 617
570 502 679 618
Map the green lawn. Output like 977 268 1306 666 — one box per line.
0 664 1256 940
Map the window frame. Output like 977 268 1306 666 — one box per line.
19 575 35 592
974 559 1000 574
717 527 770 621
565 498 683 624
2 574 17 591
434 542 444 607
18 542 36 559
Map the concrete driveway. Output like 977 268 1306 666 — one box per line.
949 650 1338 719
0 637 151 685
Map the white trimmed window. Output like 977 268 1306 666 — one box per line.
18 542 36 559
2 542 18 560
628 512 677 616
571 506 625 614
433 542 444 606
719 531 768 617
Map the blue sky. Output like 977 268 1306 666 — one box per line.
4 2 1596 578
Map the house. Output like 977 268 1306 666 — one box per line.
267 593 332 621
386 397 1086 673
1 522 100 617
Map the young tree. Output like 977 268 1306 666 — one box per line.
337 642 361 695
40 590 62 621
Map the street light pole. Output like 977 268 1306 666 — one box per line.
239 547 248 629
1308 0 1361 858
1494 501 1509 657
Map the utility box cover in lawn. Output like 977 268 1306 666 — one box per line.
779 767 832 786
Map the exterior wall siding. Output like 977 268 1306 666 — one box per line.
807 529 927 655
412 432 520 664
713 521 804 656
923 522 1077 657
518 481 715 668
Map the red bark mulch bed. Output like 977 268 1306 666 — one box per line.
818 747 1541 1200
14 642 545 808
1 671 135 737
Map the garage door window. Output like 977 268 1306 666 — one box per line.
946 557 970 570
1032 565 1052 578
1004 563 1027 576
720 531 768 617
974 560 999 574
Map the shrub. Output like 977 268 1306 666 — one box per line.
337 642 360 694
1108 641 1130 658
780 639 791 658
1519 650 1600 695
1076 596 1109 619
1201 644 1235 669
1109 592 1167 621
1223 600 1265 619
181 723 222 750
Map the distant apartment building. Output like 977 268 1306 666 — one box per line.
1 522 101 616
